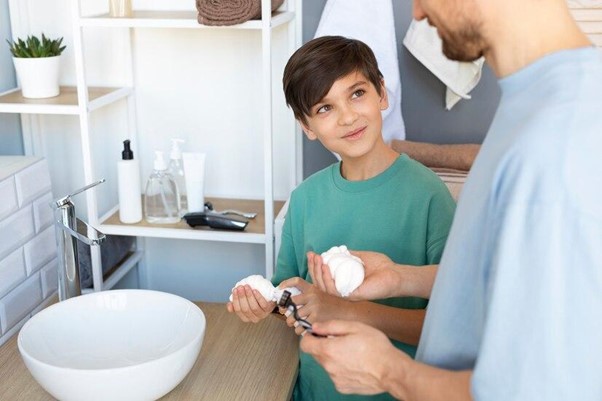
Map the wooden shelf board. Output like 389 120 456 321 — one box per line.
99 197 285 244
79 10 294 29
0 86 129 115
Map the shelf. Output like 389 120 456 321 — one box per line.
98 197 286 244
79 10 294 30
0 86 132 115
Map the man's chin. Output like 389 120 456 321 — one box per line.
442 44 483 62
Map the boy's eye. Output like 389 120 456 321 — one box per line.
316 105 332 114
351 89 366 99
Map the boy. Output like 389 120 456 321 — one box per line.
228 36 455 401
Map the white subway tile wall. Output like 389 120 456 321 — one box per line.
0 206 35 260
14 159 52 207
0 273 43 334
0 157 56 347
23 226 56 276
32 192 54 233
40 259 59 300
0 177 18 221
0 249 26 299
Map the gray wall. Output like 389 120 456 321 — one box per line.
0 0 23 155
302 1 501 177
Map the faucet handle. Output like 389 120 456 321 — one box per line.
53 179 106 208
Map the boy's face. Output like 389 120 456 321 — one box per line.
300 71 388 160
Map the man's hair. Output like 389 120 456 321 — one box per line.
282 36 383 125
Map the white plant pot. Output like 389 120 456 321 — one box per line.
13 56 61 99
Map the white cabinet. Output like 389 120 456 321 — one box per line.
1 0 302 293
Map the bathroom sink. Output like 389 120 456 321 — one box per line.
18 289 206 401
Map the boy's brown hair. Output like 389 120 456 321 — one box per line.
282 36 384 125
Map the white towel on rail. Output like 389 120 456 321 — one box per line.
314 0 406 144
403 19 485 110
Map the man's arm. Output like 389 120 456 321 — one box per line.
301 320 473 401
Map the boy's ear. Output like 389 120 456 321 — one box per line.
379 79 389 111
299 121 318 141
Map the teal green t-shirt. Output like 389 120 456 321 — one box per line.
272 155 456 401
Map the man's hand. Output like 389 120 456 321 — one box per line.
226 285 275 323
300 320 409 395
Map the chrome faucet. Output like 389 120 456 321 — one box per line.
51 179 106 301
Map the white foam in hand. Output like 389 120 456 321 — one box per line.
320 245 365 297
229 275 301 303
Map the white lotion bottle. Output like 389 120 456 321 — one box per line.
117 139 142 223
182 152 206 213
168 138 186 215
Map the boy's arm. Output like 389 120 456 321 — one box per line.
309 250 438 300
227 199 299 322
281 277 426 344
339 301 426 345
271 200 300 286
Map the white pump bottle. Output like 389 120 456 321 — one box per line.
117 139 142 223
144 151 180 224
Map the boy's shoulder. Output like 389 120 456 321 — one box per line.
292 156 447 195
292 162 338 195
400 155 449 186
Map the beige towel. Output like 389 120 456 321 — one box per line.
391 140 480 172
196 0 284 26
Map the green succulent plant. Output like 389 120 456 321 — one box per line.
6 34 66 58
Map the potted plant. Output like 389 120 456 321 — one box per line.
6 34 66 99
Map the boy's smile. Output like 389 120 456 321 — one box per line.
300 71 389 162
342 126 366 141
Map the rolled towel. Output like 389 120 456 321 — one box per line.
196 0 284 26
391 140 480 172
403 19 485 110
229 275 301 302
320 245 365 297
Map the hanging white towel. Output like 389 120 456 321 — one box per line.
314 0 406 144
403 19 485 110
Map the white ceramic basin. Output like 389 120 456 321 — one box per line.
18 289 206 401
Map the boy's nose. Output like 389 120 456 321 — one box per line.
338 104 359 126
413 1 427 21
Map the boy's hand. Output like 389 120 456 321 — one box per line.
279 277 351 336
307 251 339 296
226 285 275 323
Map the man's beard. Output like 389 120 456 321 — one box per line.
440 24 486 62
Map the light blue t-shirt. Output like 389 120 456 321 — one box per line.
417 47 602 400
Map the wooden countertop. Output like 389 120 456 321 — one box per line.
0 302 299 401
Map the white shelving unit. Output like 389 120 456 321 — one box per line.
1 0 302 293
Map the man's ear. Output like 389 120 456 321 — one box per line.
299 120 318 141
379 79 389 111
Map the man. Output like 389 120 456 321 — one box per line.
300 0 602 400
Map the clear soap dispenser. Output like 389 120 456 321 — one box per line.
168 138 186 215
144 151 181 224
